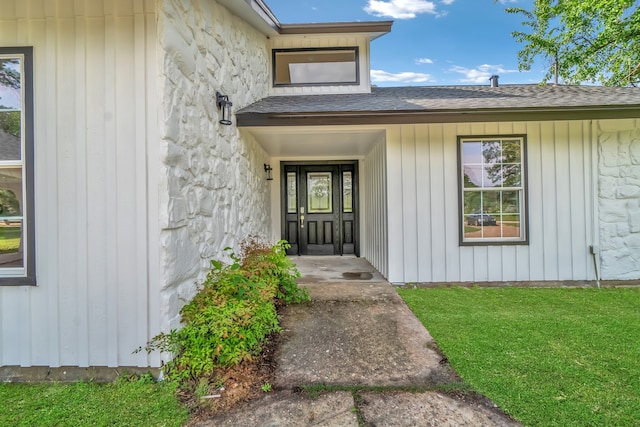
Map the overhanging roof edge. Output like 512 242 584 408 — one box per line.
236 105 640 127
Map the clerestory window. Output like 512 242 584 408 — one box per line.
272 47 359 86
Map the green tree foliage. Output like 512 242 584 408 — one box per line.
0 111 20 137
0 59 20 91
504 0 640 86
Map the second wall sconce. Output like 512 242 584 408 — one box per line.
264 164 273 181
216 91 233 125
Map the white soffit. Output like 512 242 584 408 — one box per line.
217 0 280 36
245 126 385 157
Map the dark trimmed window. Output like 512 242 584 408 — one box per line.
458 136 528 245
0 47 35 285
272 47 359 86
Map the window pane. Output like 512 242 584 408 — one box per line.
0 111 21 160
307 172 332 213
274 48 358 85
482 164 503 187
0 57 21 110
501 164 521 187
502 139 521 163
343 171 352 213
500 214 521 238
462 141 483 163
463 165 482 188
287 172 297 213
0 219 22 267
464 191 481 214
482 191 500 214
501 191 520 214
0 168 22 218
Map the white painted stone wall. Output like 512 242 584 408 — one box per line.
157 0 272 335
598 119 640 280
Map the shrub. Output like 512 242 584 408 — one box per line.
139 240 309 382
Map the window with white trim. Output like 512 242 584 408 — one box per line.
0 47 35 285
458 136 528 245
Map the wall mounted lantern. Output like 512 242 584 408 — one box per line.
216 91 233 125
264 164 273 181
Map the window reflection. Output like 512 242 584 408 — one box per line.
461 137 525 242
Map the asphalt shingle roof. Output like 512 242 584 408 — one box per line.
0 129 21 161
239 85 640 115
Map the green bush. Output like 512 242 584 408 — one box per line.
140 240 309 382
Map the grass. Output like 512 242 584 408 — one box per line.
0 377 189 427
0 225 20 253
398 287 640 427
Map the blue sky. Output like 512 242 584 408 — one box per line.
266 0 546 86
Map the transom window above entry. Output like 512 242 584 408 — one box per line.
458 136 528 245
273 47 359 86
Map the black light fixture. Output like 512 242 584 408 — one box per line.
216 91 233 125
264 163 273 181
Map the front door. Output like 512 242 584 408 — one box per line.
282 162 358 256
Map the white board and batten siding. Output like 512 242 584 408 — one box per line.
362 135 388 279
0 0 160 368
385 121 597 284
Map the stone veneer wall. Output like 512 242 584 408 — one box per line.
157 0 271 332
598 119 640 280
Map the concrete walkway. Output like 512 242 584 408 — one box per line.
192 256 520 427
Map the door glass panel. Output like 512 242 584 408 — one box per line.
307 172 332 213
287 172 297 213
343 171 352 213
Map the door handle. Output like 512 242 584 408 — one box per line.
300 214 305 228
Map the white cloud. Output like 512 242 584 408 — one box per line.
441 0 455 4
495 0 518 3
371 69 434 83
364 0 438 19
449 64 518 83
415 58 434 64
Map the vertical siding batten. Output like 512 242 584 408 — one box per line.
57 10 80 365
103 0 119 367
44 3 62 367
133 0 150 367
385 126 404 282
554 122 573 279
415 125 431 281
74 6 90 368
400 125 418 282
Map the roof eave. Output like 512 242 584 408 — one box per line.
278 21 393 40
236 105 640 127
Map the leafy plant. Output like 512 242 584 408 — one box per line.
139 239 309 383
261 382 272 393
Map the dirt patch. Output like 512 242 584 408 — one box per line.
184 332 281 424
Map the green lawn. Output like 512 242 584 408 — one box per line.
0 225 21 253
398 287 640 427
0 377 189 427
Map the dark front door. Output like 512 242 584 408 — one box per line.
283 162 358 256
